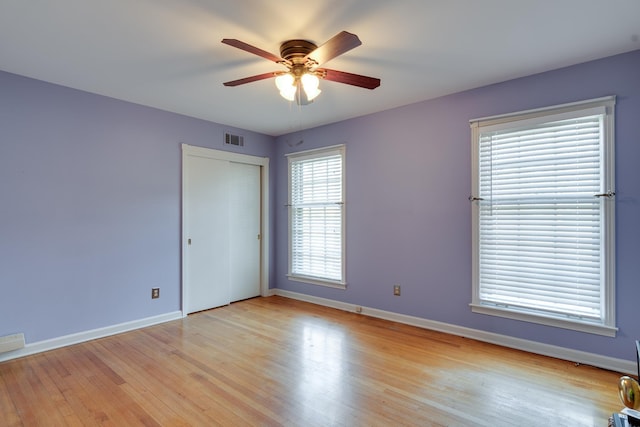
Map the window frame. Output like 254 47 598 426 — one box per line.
469 96 617 337
286 144 346 289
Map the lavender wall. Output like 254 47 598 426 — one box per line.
2 49 638 363
274 49 640 362
0 71 275 343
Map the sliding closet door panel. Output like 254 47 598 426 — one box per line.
184 156 230 313
229 162 261 302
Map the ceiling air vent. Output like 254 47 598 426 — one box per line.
224 132 244 147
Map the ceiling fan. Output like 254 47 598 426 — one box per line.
222 31 381 105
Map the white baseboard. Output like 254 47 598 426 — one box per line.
0 333 25 353
266 288 278 297
0 311 183 363
273 289 636 375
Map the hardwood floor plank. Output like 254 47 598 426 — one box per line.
0 296 624 426
0 363 23 426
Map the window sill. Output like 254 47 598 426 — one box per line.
470 303 617 337
287 274 346 290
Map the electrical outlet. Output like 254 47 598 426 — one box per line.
393 284 401 296
151 288 160 299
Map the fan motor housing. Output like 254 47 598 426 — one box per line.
280 40 317 64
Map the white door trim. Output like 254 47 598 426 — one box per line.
181 144 270 316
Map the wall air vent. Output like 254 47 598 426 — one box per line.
225 132 244 147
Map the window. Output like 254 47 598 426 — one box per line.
469 97 616 336
287 145 346 288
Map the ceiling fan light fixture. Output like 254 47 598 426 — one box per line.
301 73 321 101
275 73 294 91
275 72 321 103
280 87 296 101
275 73 297 101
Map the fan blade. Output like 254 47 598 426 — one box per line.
320 68 380 89
305 31 362 66
221 39 285 63
223 72 280 87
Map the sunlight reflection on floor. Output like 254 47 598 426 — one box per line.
297 322 347 423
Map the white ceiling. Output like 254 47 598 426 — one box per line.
1 1 639 136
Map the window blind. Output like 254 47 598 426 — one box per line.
289 147 344 284
478 114 604 320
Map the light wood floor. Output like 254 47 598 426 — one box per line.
0 296 623 426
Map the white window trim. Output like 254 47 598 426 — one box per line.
469 96 617 337
286 144 347 289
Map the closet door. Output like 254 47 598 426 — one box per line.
184 155 231 313
228 162 261 302
183 146 263 314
